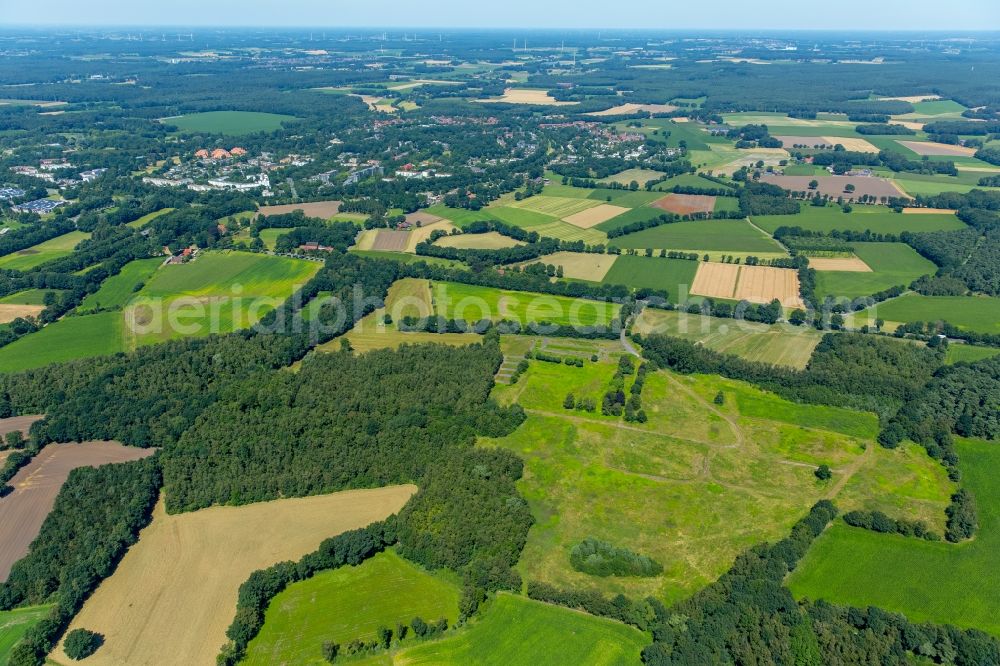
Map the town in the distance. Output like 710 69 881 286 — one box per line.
0 18 999 666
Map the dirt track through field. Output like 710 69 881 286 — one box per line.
52 486 417 666
0 441 155 582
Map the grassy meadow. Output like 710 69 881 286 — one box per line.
387 594 648 666
0 230 90 270
79 257 163 312
814 242 936 300
789 438 1000 636
633 308 822 369
244 550 460 666
126 251 319 346
164 110 294 135
867 293 1000 334
609 219 782 254
0 605 53 664
751 205 966 235
483 358 907 603
434 282 620 328
0 311 123 373
601 255 699 300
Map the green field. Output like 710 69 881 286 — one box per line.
164 111 295 135
488 206 607 244
946 344 1000 365
244 550 460 666
0 605 53 664
79 258 163 312
424 205 500 228
814 242 936 300
163 111 295 136
484 358 908 602
509 195 601 219
789 438 1000 636
609 219 783 253
127 251 320 346
867 293 1000 334
0 289 66 305
126 208 175 228
752 205 966 235
0 231 90 270
0 311 123 373
389 594 648 666
601 255 698 301
434 282 619 328
634 308 822 369
594 206 663 233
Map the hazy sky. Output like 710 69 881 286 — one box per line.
4 0 999 30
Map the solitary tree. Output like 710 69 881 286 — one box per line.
815 464 833 481
808 179 819 190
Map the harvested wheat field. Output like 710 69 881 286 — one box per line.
405 220 457 252
404 211 443 226
774 136 879 153
51 486 417 666
563 204 630 228
877 95 941 103
691 263 803 307
0 304 44 324
0 414 43 439
0 441 155 582
903 207 958 215
370 230 411 252
760 174 910 200
808 257 872 272
586 103 678 117
653 193 717 215
690 262 740 299
522 251 619 281
256 200 342 219
734 265 803 307
477 89 575 105
897 140 978 157
436 232 524 250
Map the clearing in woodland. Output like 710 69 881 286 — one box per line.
243 549 460 666
51 486 417 666
485 359 937 603
385 593 648 666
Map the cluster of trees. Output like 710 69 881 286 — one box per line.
855 123 916 135
162 338 522 511
526 581 663 632
569 537 663 578
945 488 979 543
738 181 800 216
727 124 782 148
642 500 1000 664
639 332 942 416
808 148 958 177
842 510 940 541
1 458 161 666
975 148 1000 167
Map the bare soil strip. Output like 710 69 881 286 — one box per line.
0 441 155 581
897 140 977 157
653 194 717 215
370 230 411 252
